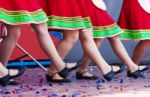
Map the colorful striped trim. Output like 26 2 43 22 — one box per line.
47 15 92 30
92 23 122 38
0 8 48 25
119 29 150 40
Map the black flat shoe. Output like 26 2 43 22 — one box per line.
127 70 144 79
103 64 125 81
7 80 19 85
70 61 81 71
110 63 125 74
46 74 71 83
0 80 19 86
138 64 150 72
0 66 26 86
76 71 98 80
10 66 26 78
103 71 116 81
58 63 80 78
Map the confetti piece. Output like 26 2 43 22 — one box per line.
2 88 10 94
120 87 124 91
42 88 47 91
36 91 40 94
114 87 119 90
96 85 100 90
39 78 44 84
11 89 17 94
19 86 23 88
96 80 101 84
101 79 106 83
90 68 93 72
71 91 79 97
3 95 9 97
49 83 53 86
52 93 60 97
109 85 112 88
120 79 124 83
62 95 67 97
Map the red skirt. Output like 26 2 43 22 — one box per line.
84 0 122 38
41 0 92 30
118 0 150 40
0 0 48 25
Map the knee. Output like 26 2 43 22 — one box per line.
8 31 21 43
79 31 93 43
80 35 93 43
108 36 119 42
66 34 78 44
6 25 21 43
94 38 104 43
31 23 48 36
94 38 104 47
63 30 79 45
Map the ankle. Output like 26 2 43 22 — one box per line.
52 74 63 80
102 66 111 75
47 70 56 76
0 71 7 77
129 66 138 73
77 68 87 73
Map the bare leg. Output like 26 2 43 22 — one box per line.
0 25 22 77
77 38 104 75
0 24 20 65
132 40 150 64
56 30 79 59
49 30 79 70
31 23 66 71
108 36 139 72
31 23 76 77
48 30 79 79
79 29 118 75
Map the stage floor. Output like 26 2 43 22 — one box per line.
0 66 150 97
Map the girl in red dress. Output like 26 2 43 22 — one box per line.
77 0 147 80
41 0 124 81
118 0 150 65
0 0 78 85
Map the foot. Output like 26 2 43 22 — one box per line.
127 64 149 79
0 67 25 78
46 73 71 83
138 64 150 72
0 67 26 86
104 65 123 75
0 69 17 78
58 63 80 78
103 65 124 81
64 63 78 71
127 70 144 79
110 64 125 74
76 71 98 80
6 69 22 76
8 80 19 85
